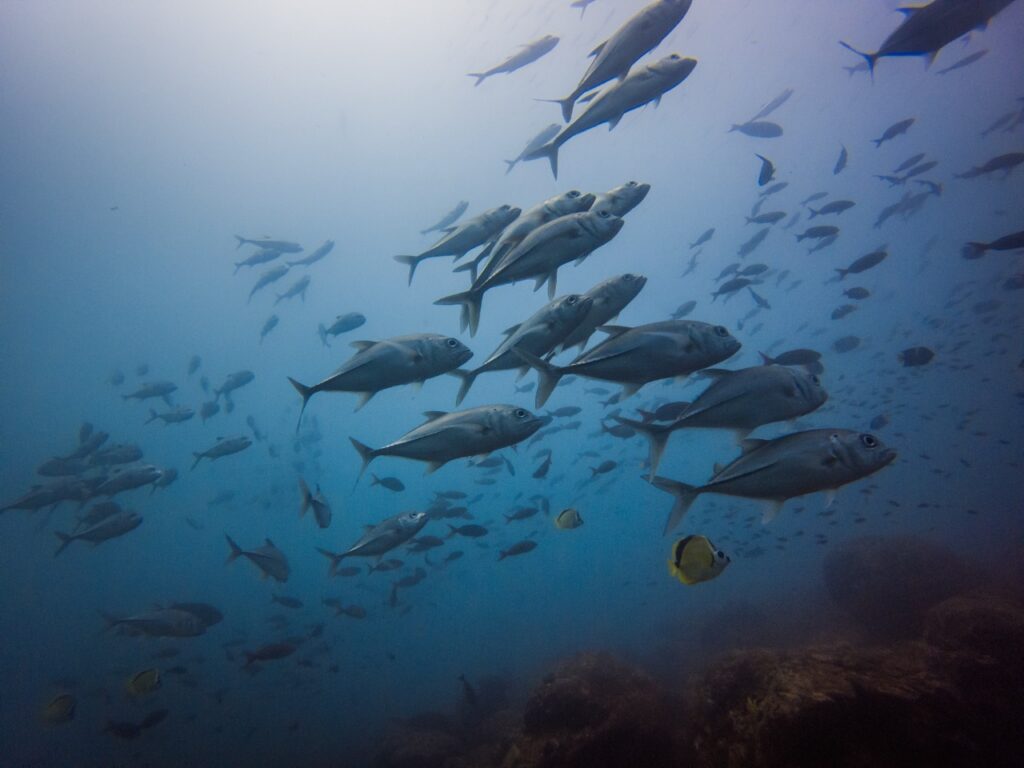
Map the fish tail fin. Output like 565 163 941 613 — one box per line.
349 438 376 483
434 289 483 336
835 268 848 280
467 72 487 87
393 254 422 285
962 242 987 260
316 547 344 577
503 159 517 175
839 41 877 81
146 409 159 424
618 418 672 479
98 611 120 633
233 262 243 274
234 235 247 249
807 208 820 218
449 369 477 406
446 524 459 539
650 476 700 535
317 325 328 347
871 138 883 148
190 453 203 470
759 352 775 365
298 478 311 517
225 534 243 564
528 141 560 179
53 531 74 557
512 348 564 408
287 377 314 433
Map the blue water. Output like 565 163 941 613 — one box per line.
1 1 1023 765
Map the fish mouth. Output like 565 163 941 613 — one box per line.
457 349 474 365
880 448 898 466
579 193 597 209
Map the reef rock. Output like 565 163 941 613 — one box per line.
822 535 972 638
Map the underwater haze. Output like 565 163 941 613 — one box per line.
2 0 1023 766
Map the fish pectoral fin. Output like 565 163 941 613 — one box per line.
354 392 376 411
502 323 521 337
739 438 769 455
596 325 630 337
423 411 448 421
349 340 376 351
425 461 447 475
620 382 644 399
607 114 623 131
761 500 784 524
824 489 838 508
588 40 606 58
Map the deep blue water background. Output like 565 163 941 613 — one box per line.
1 1 1022 765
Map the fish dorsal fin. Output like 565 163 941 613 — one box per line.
502 324 521 337
265 538 276 548
713 462 724 475
739 438 768 455
588 40 606 58
762 500 784 524
363 524 375 531
350 340 375 351
619 382 643 399
597 325 630 337
423 411 448 421
895 5 926 16
608 114 623 131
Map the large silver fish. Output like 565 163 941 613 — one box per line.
504 124 561 174
468 35 559 86
516 320 741 408
288 333 473 426
557 273 647 352
530 55 697 178
421 201 469 235
451 294 593 405
234 236 302 253
298 478 332 529
191 436 252 470
548 0 693 121
436 208 623 336
316 512 428 575
395 205 521 285
619 365 828 477
101 608 206 638
651 429 896 533
350 405 548 476
225 535 291 582
54 510 142 556
590 181 652 217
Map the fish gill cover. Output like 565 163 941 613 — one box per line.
0 0 1022 766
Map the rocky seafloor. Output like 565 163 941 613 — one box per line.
373 536 1024 768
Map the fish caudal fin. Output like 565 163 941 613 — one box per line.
298 478 312 517
449 369 477 406
525 141 560 179
434 290 483 336
617 417 672 479
317 324 328 347
53 531 74 557
650 476 700 536
287 377 314 433
190 452 203 470
224 534 243 565
394 255 422 285
503 159 517 175
234 235 247 249
315 547 344 577
467 72 488 87
838 41 877 80
512 348 564 409
349 438 376 482
146 409 159 424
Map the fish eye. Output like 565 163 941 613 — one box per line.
515 409 527 418
624 273 636 280
811 375 820 384
716 550 725 559
714 325 729 337
627 181 637 186
598 210 609 218
670 54 680 60
445 338 458 348
568 190 580 197
860 434 878 448
567 296 578 305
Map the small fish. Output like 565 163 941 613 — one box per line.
41 693 76 725
371 474 405 492
125 668 161 697
667 535 730 585
898 346 935 367
872 118 915 148
498 540 537 560
833 145 847 175
690 228 714 249
754 154 776 186
554 508 583 529
730 121 784 138
936 49 987 75
225 535 290 582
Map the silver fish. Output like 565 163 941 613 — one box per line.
54 511 142 556
191 436 252 470
558 274 647 352
316 512 429 575
225 535 290 582
468 35 559 86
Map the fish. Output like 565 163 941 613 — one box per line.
214 370 254 402
288 239 334 267
758 181 788 197
730 121 784 138
447 523 489 537
145 406 195 425
350 405 547 476
831 304 857 320
450 293 594 405
125 668 161 697
554 508 584 529
169 602 223 628
516 320 741 408
248 264 289 303
498 540 538 560
225 535 290 582
836 249 887 279
754 154 775 186
937 48 988 74
41 693 76 725
421 201 469 235
898 346 935 366
795 225 838 242
259 314 279 343
191 436 251 469
546 0 693 122
95 464 162 496
528 54 698 179
872 118 915 147
317 312 366 346
54 510 142 556
243 642 296 666
316 512 429 575
271 595 303 609
274 274 311 305
834 145 848 175
670 300 697 319
961 230 1024 259
808 200 855 217
199 401 219 422
748 88 794 122
234 247 281 273
591 460 617 476
122 381 177 405
651 429 896 532
505 124 561 174
591 180 652 217
843 287 870 300
288 333 473 425
839 1 1015 75
667 535 730 585
101 608 206 638
894 153 926 173
298 478 332 529
712 277 760 302
746 211 786 225
74 501 123 531
467 35 559 86
954 152 1024 179
235 236 302 253
832 336 861 353
690 228 714 249
620 365 828 477
395 205 521 285
371 474 405 492
436 209 624 336
738 228 770 257
571 0 598 17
